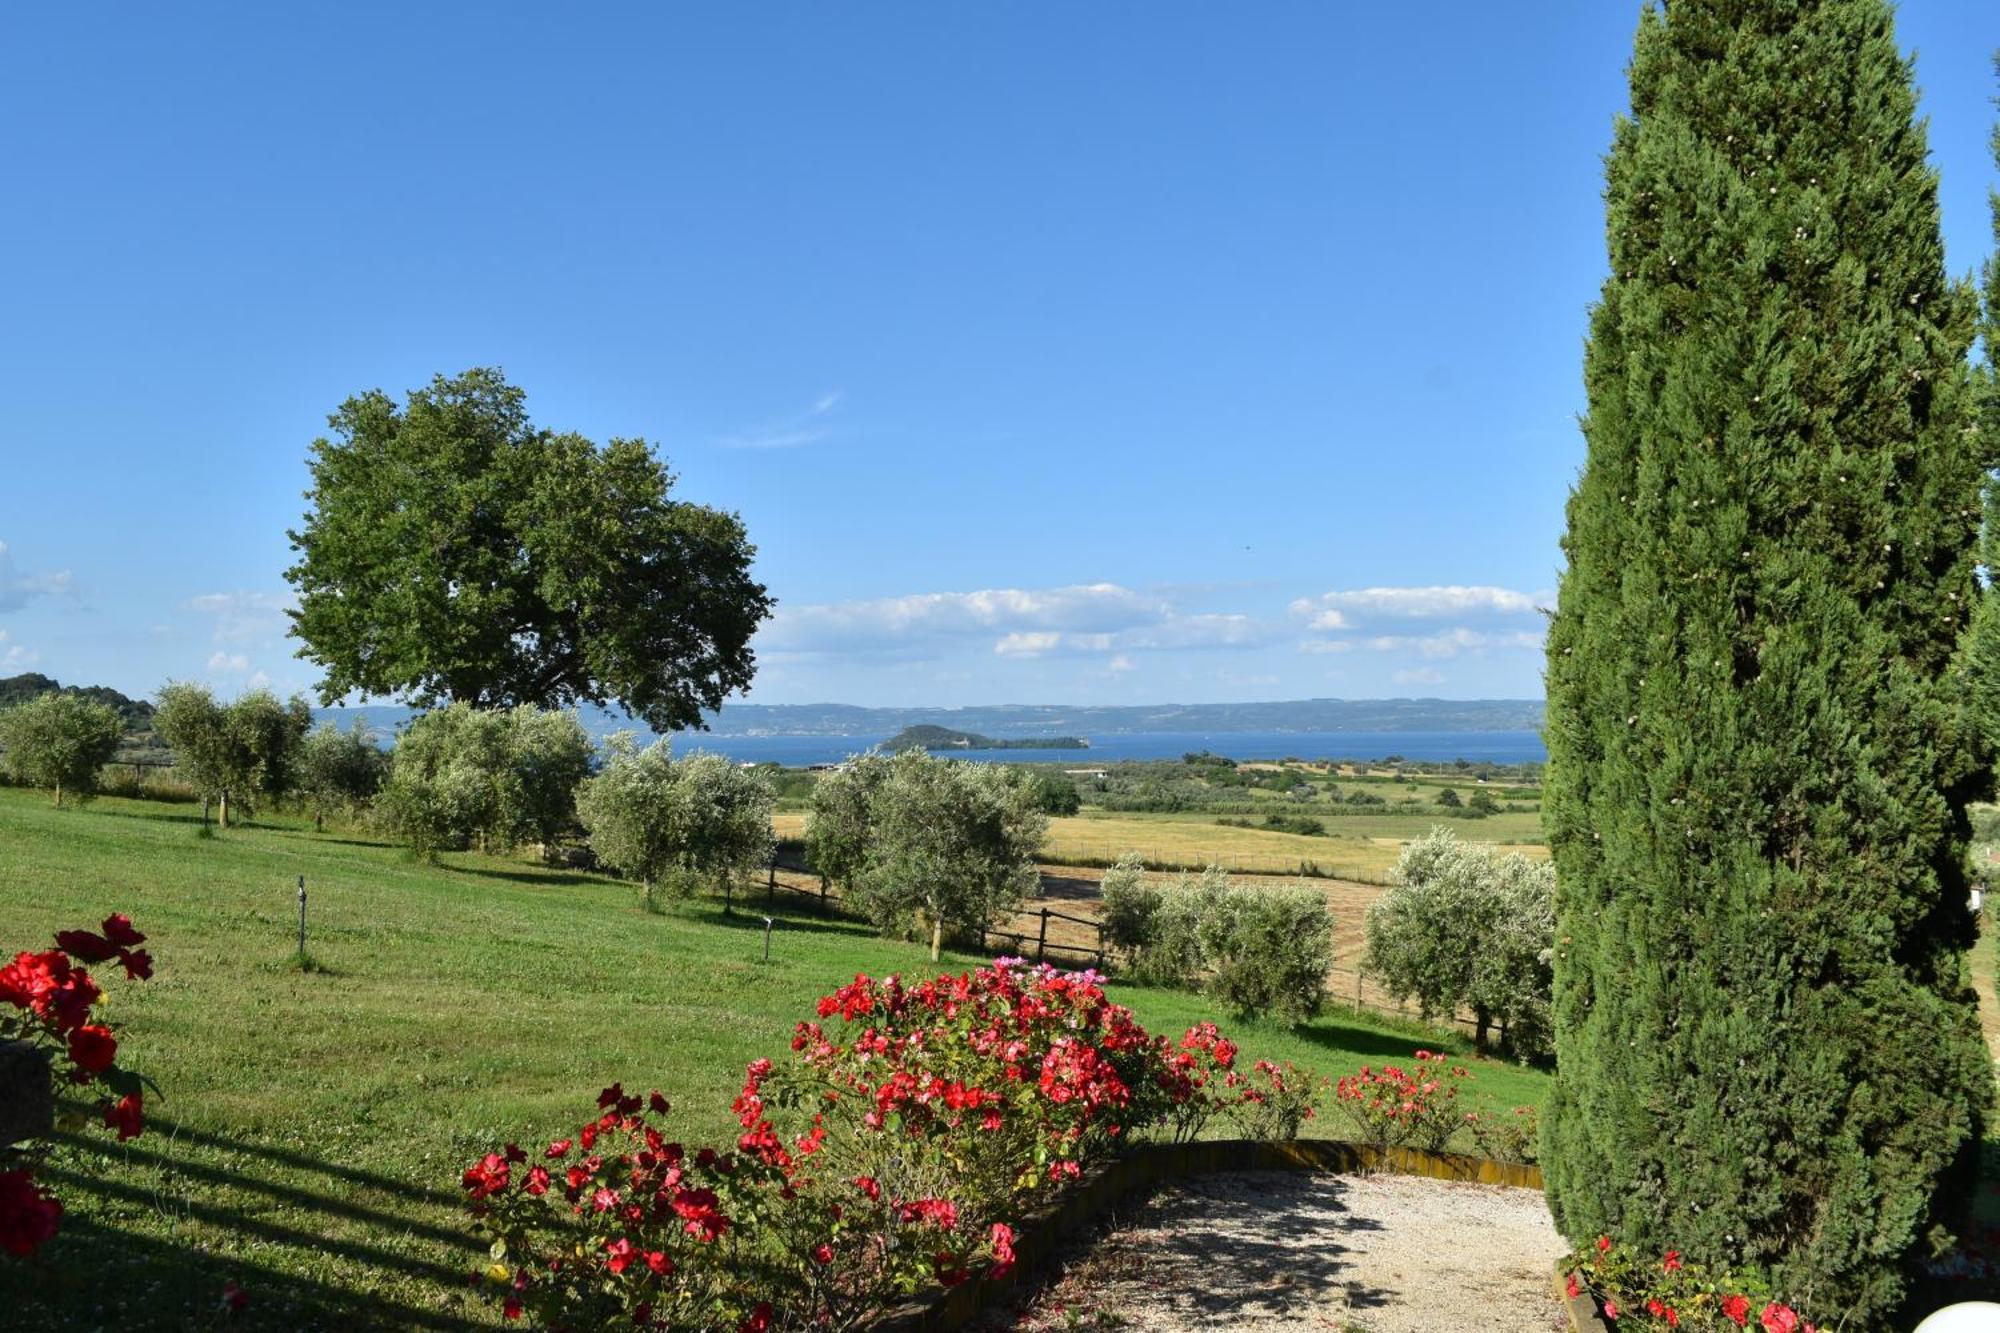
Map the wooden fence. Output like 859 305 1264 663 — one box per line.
741 852 1110 970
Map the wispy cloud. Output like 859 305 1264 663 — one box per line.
716 390 845 450
1289 585 1542 623
0 540 74 613
183 591 293 644
1291 584 1546 664
760 583 1283 663
0 629 38 670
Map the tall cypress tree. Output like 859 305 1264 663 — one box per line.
1971 59 2000 752
1542 2 1991 1318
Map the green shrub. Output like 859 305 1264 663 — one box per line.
1201 883 1333 1026
1098 861 1330 1025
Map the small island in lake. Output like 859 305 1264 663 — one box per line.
883 725 1089 752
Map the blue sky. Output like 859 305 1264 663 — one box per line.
1 3 1995 711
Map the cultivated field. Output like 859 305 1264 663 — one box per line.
0 788 1549 1330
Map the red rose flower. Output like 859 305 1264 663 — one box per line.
105 1091 144 1141
67 1023 117 1074
54 930 119 963
101 915 145 948
0 1169 63 1257
1723 1295 1751 1326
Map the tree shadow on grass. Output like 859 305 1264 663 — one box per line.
89 805 209 826
444 861 604 889
1289 1014 1455 1063
14 1120 491 1331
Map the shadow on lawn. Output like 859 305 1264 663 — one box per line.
1290 1014 1457 1063
6 1120 489 1331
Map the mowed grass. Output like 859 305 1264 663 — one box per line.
0 788 1546 1331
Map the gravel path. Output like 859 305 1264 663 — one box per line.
974 1170 1567 1333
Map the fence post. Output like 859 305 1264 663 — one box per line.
296 876 307 956
724 878 734 917
1036 909 1049 964
1355 967 1364 1012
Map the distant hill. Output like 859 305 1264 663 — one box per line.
883 724 1088 752
0 673 157 735
684 698 1545 739
305 697 1544 741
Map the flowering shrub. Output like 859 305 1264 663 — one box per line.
1 915 153 1259
1331 1050 1471 1153
1226 1060 1328 1141
463 960 1319 1329
1566 1236 1821 1331
1464 1102 1540 1165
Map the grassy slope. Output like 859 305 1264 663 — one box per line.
0 789 1546 1331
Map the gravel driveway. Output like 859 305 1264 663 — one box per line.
973 1169 1567 1333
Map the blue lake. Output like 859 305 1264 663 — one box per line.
662 729 1546 767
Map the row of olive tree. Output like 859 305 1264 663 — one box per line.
0 681 390 822
1362 827 1553 1057
807 749 1048 961
1100 857 1333 1027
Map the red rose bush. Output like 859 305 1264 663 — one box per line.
1 914 153 1259
1567 1235 1823 1331
463 959 1322 1329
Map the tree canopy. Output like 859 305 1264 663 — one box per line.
153 683 313 826
577 739 774 911
285 368 773 732
0 692 125 807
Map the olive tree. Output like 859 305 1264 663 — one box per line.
1364 827 1554 1055
578 738 773 911
376 702 592 858
0 693 124 807
804 750 890 893
848 750 1047 960
295 720 389 831
154 682 313 826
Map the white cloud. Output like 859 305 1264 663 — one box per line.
1291 584 1545 663
0 541 74 612
994 631 1063 658
716 390 845 450
1361 628 1543 660
184 591 293 644
0 629 38 670
762 583 1170 653
762 582 1283 666
208 651 251 672
1290 585 1541 622
1107 655 1135 674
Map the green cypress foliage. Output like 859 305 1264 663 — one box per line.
1542 2 1991 1318
1973 61 2000 754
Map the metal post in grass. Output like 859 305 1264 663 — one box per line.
761 916 774 964
296 876 307 956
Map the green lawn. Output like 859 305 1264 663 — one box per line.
0 787 1546 1330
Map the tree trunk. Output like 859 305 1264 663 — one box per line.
643 876 655 914
314 809 324 834
219 790 230 829
929 916 943 962
52 781 62 809
1474 1006 1492 1053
